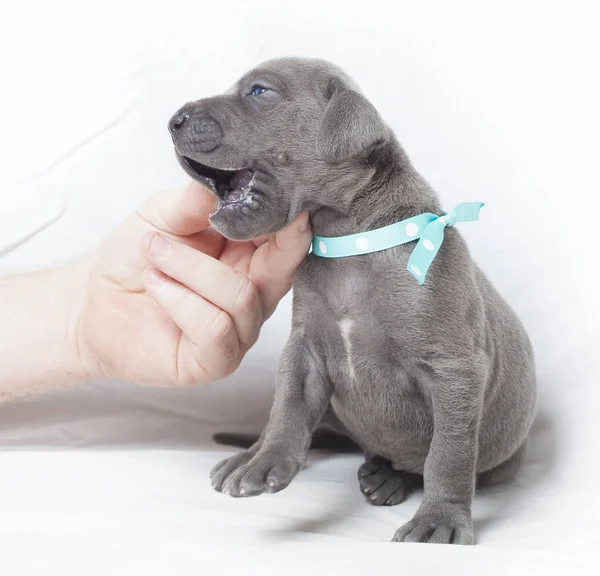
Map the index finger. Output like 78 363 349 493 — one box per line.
137 179 216 236
249 212 312 318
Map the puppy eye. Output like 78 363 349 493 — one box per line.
249 85 268 96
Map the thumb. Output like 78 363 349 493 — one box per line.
137 179 216 236
249 212 312 317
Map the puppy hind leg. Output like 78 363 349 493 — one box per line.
476 438 528 489
358 455 421 506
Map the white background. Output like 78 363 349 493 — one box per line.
1 0 599 574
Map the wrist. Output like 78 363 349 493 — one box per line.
0 258 93 401
60 257 95 384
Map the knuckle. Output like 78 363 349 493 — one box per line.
182 343 233 386
209 310 235 345
232 275 260 315
221 353 242 379
178 370 203 387
179 291 202 324
211 319 242 379
184 251 205 278
208 346 241 381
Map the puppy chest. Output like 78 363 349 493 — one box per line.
322 312 395 387
327 350 434 456
338 317 358 381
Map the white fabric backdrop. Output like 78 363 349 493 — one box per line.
1 0 599 574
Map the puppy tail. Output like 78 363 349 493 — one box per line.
212 429 361 453
211 432 258 449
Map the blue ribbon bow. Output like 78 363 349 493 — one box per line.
311 202 484 284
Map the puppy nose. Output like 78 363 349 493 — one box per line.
169 112 190 134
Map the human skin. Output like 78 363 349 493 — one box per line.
0 179 311 401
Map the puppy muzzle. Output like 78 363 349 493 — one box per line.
168 111 223 154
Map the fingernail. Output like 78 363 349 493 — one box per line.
150 234 171 257
146 268 166 287
298 213 310 234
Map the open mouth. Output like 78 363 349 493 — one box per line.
179 155 255 214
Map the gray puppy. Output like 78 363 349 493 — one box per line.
168 58 536 545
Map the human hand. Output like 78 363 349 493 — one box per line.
77 180 311 386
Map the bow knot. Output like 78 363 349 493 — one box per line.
407 202 484 284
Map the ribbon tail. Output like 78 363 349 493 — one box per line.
407 219 446 284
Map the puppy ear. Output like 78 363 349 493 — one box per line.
317 79 388 163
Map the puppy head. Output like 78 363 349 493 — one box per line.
169 57 389 240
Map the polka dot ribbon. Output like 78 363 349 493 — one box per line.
311 202 485 284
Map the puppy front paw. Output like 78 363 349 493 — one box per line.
210 448 303 497
210 450 255 492
392 502 474 545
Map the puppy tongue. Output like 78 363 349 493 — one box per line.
224 169 254 204
230 169 253 192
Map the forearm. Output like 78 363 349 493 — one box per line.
0 260 90 402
